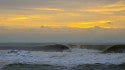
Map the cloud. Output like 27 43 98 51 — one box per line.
7 14 54 22
0 0 122 11
82 1 125 14
9 17 28 21
0 0 125 30
32 8 65 12
68 20 112 28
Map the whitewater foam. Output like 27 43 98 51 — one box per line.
0 49 125 66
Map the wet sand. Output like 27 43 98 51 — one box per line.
0 61 12 70
2 63 125 70
2 63 68 70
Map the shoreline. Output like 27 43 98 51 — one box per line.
2 63 125 70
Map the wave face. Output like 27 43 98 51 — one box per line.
0 44 70 52
103 45 125 53
0 43 111 51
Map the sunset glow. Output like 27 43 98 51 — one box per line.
0 1 125 30
0 0 125 43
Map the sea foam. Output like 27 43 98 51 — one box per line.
0 49 125 66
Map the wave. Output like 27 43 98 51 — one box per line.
0 43 125 53
103 45 125 53
0 44 69 52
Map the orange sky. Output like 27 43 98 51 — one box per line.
0 1 125 30
0 0 125 43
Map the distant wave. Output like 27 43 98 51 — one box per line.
0 44 69 52
0 43 125 53
103 45 125 53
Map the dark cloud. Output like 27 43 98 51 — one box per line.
0 0 122 10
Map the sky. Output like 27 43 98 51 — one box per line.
0 0 125 43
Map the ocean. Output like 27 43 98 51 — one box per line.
0 43 125 70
